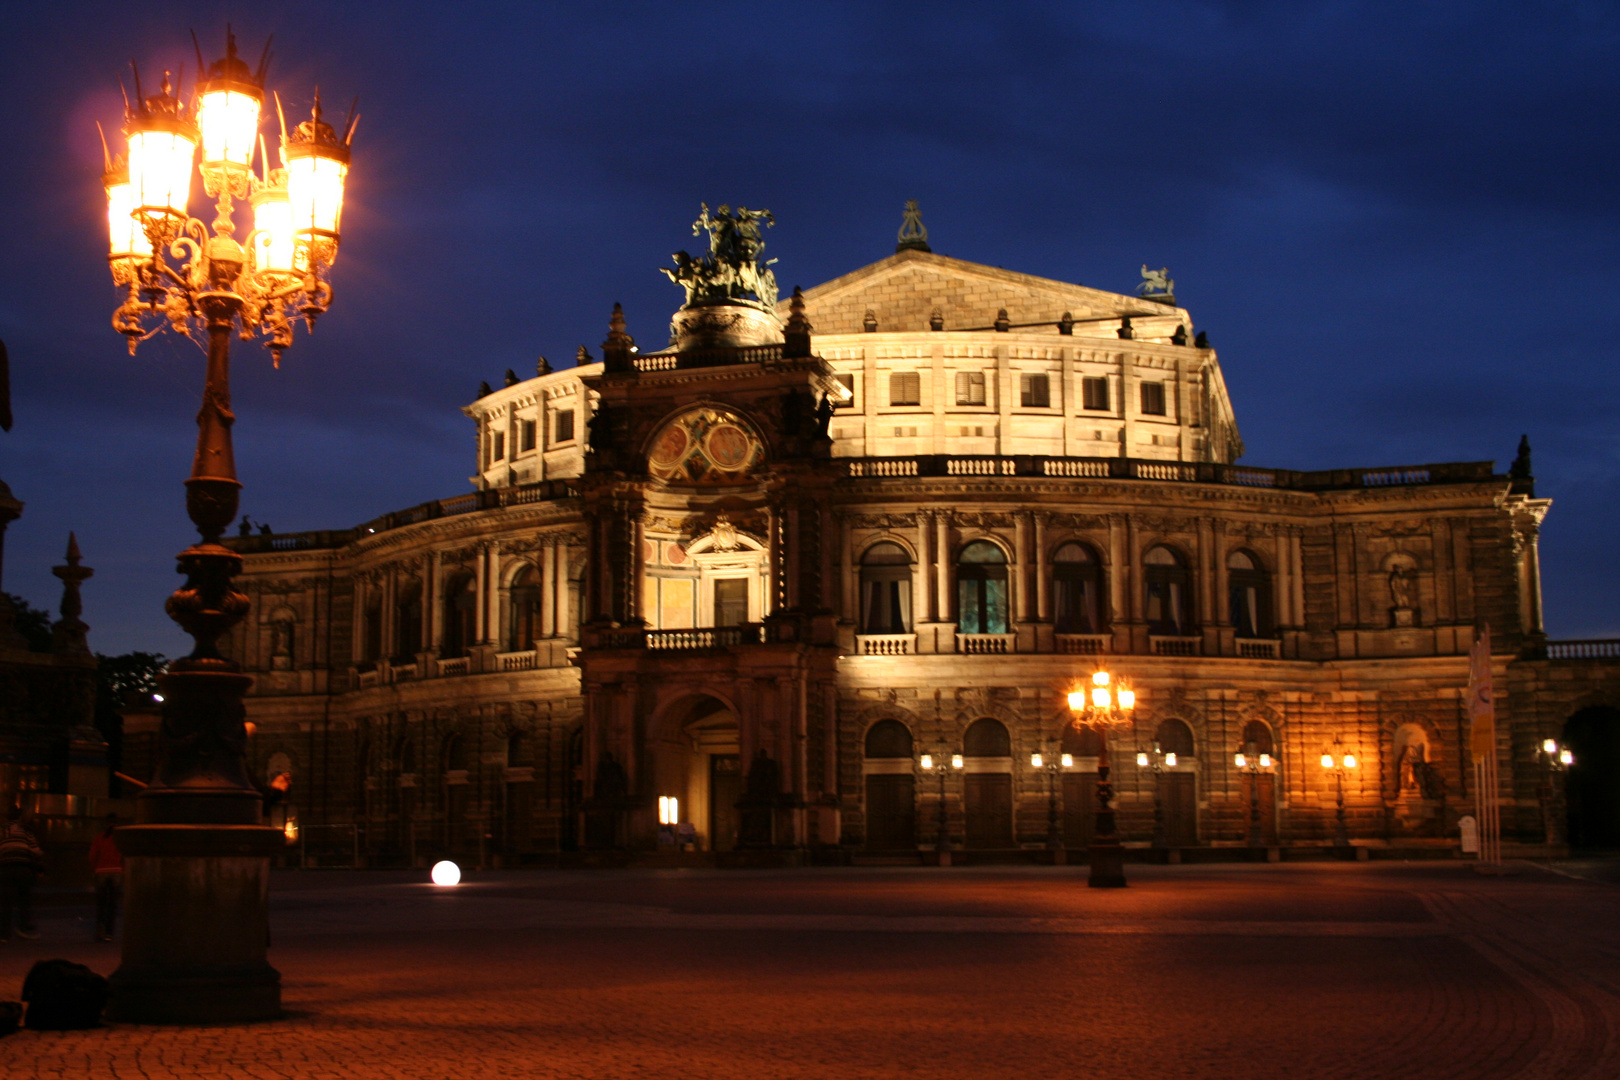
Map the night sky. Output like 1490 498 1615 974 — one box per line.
1 2 1616 656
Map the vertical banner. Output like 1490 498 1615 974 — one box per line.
1466 625 1499 865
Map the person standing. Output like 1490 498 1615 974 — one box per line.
0 805 44 941
87 814 123 942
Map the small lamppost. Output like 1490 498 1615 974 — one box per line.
1234 742 1273 849
1067 669 1135 888
93 30 354 1024
1135 742 1177 849
1319 739 1358 852
1536 738 1574 847
1029 744 1071 859
919 744 962 866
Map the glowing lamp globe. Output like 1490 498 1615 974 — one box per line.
431 860 460 887
250 180 296 274
124 74 197 231
1164 752 1177 768
1030 753 1043 768
1344 754 1358 769
1321 753 1334 769
282 96 352 259
103 168 153 267
1067 690 1086 712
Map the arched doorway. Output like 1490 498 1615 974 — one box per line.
1565 707 1620 849
1061 722 1101 847
863 719 916 851
962 717 1013 849
650 695 741 852
1158 718 1200 846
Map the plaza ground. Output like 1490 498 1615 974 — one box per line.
1 860 1617 1079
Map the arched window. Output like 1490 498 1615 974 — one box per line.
1240 719 1273 757
957 541 1009 634
442 572 477 658
362 597 383 663
396 582 423 659
860 543 914 633
864 719 914 758
963 717 1011 757
508 564 542 651
443 733 468 773
1228 551 1273 638
1156 719 1196 758
1053 542 1104 634
1144 546 1192 635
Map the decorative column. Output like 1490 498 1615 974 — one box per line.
428 550 444 654
485 540 501 644
1034 513 1049 621
554 540 570 638
474 544 488 646
1013 513 1029 622
839 514 856 624
936 513 951 624
540 539 556 638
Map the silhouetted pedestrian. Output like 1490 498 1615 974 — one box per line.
0 805 44 941
87 814 123 941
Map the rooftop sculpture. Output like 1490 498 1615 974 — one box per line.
1138 265 1175 302
661 203 779 309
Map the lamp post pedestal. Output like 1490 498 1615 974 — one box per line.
1088 739 1126 888
108 824 285 1023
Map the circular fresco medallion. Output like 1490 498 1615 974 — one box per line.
705 424 752 470
650 424 689 468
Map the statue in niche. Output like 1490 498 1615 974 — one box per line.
1397 741 1426 793
661 203 779 309
1389 564 1417 611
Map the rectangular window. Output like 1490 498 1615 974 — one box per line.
832 373 855 408
713 578 748 628
519 419 537 453
955 371 986 405
554 409 575 443
889 371 920 406
490 431 506 463
1082 377 1110 411
1140 381 1166 416
1019 373 1050 408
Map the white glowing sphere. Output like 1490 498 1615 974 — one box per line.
431 860 461 887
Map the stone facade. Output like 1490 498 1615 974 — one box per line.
219 248 1620 866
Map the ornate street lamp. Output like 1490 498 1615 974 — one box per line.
1030 743 1071 860
1319 739 1358 852
94 30 355 1024
919 744 962 866
1234 742 1273 849
1536 737 1574 847
1067 669 1135 888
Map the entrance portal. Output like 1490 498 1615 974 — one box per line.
650 695 740 852
1565 707 1620 849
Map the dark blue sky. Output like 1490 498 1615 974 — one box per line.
2 2 1617 655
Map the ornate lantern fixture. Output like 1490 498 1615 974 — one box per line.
1067 668 1136 888
93 29 356 1025
1319 738 1359 852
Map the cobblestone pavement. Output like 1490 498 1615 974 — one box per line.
1 861 1616 1079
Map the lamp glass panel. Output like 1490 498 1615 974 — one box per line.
1344 754 1358 769
1118 689 1135 710
1259 754 1272 768
950 754 963 769
1091 687 1109 709
1321 753 1334 769
1030 753 1043 768
1560 750 1573 765
1235 753 1247 768
1136 752 1148 767
198 89 260 168
127 128 195 219
1061 754 1073 768
920 754 933 770
252 189 296 273
1067 690 1086 712
287 151 348 235
105 181 153 259
1164 752 1177 767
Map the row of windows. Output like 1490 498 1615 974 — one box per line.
861 542 1273 638
852 371 1167 414
486 411 577 467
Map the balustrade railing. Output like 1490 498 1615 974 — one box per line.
1545 639 1620 660
497 649 539 671
838 455 1495 490
957 633 1015 655
1236 638 1280 659
1151 635 1202 657
437 656 470 676
856 633 916 656
1055 633 1110 655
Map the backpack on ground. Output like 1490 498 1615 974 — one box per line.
21 960 108 1030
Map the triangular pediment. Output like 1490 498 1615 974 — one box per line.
776 249 1178 336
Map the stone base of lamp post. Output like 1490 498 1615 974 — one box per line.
1088 841 1126 888
107 824 287 1023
